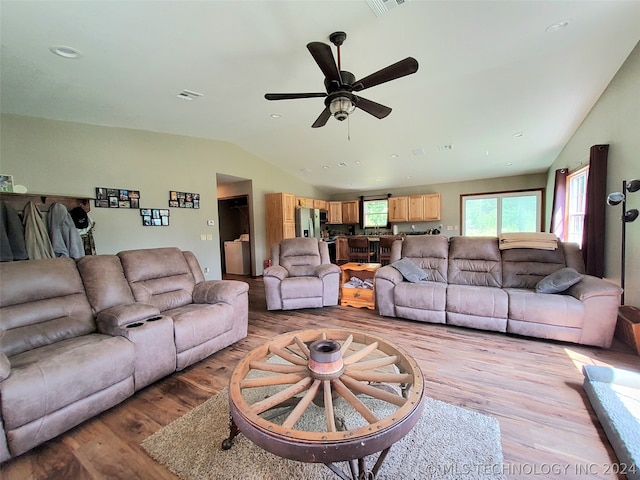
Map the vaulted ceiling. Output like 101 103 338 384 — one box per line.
2 1 639 193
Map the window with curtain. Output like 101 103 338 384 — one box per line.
566 166 589 246
461 190 542 236
363 199 388 228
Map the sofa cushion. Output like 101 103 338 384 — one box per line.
502 246 568 289
277 238 321 277
390 258 428 283
447 284 508 318
1 334 134 430
76 254 135 313
506 288 584 327
0 258 95 357
394 281 446 311
118 247 196 311
448 237 502 287
535 267 583 293
281 276 323 299
400 235 448 282
166 303 234 354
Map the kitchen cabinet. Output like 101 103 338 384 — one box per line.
388 196 408 223
328 201 343 224
265 192 296 253
408 195 424 222
342 200 359 224
314 199 329 211
423 193 441 221
408 194 441 222
336 237 349 262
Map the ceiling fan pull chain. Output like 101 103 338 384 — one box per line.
348 114 351 141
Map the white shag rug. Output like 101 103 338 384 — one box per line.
142 388 505 480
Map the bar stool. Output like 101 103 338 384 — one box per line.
347 236 374 263
379 236 401 265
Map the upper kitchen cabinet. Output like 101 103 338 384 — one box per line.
408 194 441 222
313 199 329 211
388 196 408 223
341 200 359 224
265 192 296 252
328 201 343 224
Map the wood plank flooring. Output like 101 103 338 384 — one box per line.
1 275 638 480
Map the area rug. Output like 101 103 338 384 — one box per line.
142 388 505 480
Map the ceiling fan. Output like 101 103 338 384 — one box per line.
264 31 419 128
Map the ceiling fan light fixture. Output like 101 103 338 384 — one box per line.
329 96 355 121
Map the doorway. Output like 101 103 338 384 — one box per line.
218 195 251 276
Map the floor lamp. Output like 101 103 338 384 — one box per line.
606 178 640 305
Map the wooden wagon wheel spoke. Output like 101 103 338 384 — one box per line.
340 375 407 407
240 372 308 389
282 379 321 428
342 370 413 385
250 376 313 415
346 355 398 371
331 378 379 424
249 361 307 374
323 379 337 432
343 341 379 365
339 334 354 355
293 336 310 359
268 344 308 366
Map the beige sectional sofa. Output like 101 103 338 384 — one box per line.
375 235 622 348
0 247 249 462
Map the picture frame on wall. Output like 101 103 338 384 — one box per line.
96 187 141 208
0 175 14 192
140 208 169 226
169 190 200 209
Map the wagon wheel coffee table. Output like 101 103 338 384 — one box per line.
222 328 425 480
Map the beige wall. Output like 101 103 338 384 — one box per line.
0 115 323 277
545 41 640 307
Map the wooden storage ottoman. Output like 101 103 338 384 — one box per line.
615 305 640 355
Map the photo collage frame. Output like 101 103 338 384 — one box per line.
95 187 140 208
140 208 169 226
169 191 199 209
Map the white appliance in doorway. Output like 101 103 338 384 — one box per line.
224 238 250 275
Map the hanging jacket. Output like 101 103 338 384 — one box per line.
0 201 28 261
22 201 54 260
47 202 85 259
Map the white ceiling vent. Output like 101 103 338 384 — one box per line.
365 0 407 17
176 89 203 101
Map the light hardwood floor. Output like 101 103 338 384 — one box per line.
1 275 638 480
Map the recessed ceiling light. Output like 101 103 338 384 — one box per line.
391 154 399 158
507 162 513 166
546 21 569 32
406 175 412 179
337 162 348 167
355 160 362 164
176 89 203 101
322 165 330 169
49 45 82 59
270 113 282 118
512 132 524 138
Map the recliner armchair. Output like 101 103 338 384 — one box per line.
263 238 340 310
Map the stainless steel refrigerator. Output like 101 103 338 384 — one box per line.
295 207 321 239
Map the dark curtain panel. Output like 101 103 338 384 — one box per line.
549 168 568 238
582 144 609 277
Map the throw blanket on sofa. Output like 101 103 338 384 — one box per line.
498 232 558 250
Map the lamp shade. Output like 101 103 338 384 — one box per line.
627 179 640 193
607 191 625 206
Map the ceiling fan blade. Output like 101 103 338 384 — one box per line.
353 57 419 92
312 107 331 128
265 93 326 100
354 96 392 119
307 42 342 85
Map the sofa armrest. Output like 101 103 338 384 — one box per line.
192 280 249 305
375 265 404 285
316 263 340 278
567 275 623 301
0 352 10 382
263 265 289 281
96 303 161 335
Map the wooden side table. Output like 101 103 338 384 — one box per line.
340 262 381 310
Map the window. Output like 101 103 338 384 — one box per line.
462 189 542 236
565 167 589 246
363 199 388 228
